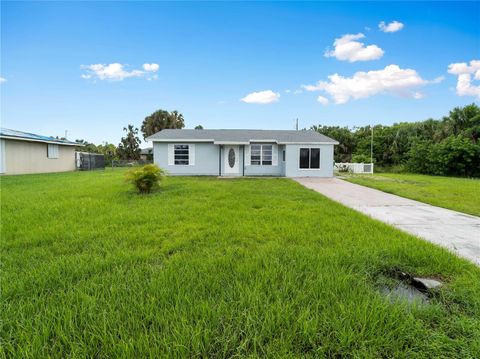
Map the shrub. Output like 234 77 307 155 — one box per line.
407 136 480 177
125 164 166 194
351 153 371 163
335 163 352 173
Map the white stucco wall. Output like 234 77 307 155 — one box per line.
284 144 334 177
153 142 220 175
152 142 335 177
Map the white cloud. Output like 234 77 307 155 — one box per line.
325 33 384 62
412 92 424 100
0 77 6 83
448 60 480 99
81 63 158 81
431 76 445 84
241 90 280 104
379 21 404 33
317 96 329 105
143 63 159 72
302 65 438 104
285 89 303 95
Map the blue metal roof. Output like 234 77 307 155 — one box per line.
0 128 79 146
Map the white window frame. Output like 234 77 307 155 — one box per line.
298 147 321 170
250 144 273 166
173 144 190 165
47 144 59 159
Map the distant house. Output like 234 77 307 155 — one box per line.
0 128 79 175
146 129 338 177
140 147 153 161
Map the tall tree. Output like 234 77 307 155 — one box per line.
75 139 98 153
311 125 356 162
141 109 185 140
97 143 119 165
117 125 141 160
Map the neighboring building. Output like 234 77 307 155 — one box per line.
0 128 79 175
140 147 153 161
146 129 338 177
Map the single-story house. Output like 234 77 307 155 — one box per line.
146 129 338 177
0 128 79 175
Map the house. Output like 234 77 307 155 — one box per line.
140 147 153 161
146 129 338 177
0 128 79 175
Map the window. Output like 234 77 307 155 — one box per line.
262 145 272 165
174 144 189 165
47 144 59 159
282 150 286 162
250 144 261 165
250 144 273 165
299 148 320 169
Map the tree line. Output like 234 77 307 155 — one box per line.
312 104 480 177
75 109 188 164
79 104 479 177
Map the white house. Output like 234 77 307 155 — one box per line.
146 129 338 177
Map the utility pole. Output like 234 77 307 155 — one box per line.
370 126 373 164
295 118 299 131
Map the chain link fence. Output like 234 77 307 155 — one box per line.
111 159 153 168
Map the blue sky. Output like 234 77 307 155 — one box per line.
1 1 479 146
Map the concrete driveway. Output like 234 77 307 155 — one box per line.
294 177 480 265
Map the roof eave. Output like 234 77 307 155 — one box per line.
278 141 339 145
0 135 79 146
148 138 215 143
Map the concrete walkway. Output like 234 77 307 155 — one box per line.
294 177 480 265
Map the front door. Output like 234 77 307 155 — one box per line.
224 145 240 175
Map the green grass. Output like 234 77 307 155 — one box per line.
343 173 480 217
1 169 480 358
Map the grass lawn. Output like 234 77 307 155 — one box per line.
344 173 480 217
1 169 480 357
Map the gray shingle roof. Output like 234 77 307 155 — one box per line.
0 128 79 146
146 129 338 144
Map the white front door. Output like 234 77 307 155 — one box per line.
224 145 240 175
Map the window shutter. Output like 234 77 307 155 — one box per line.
168 144 174 165
189 144 195 166
47 144 59 159
245 145 250 165
272 144 278 166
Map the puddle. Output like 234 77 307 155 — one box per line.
378 268 443 305
381 282 429 305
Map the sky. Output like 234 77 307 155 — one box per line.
1 1 479 146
